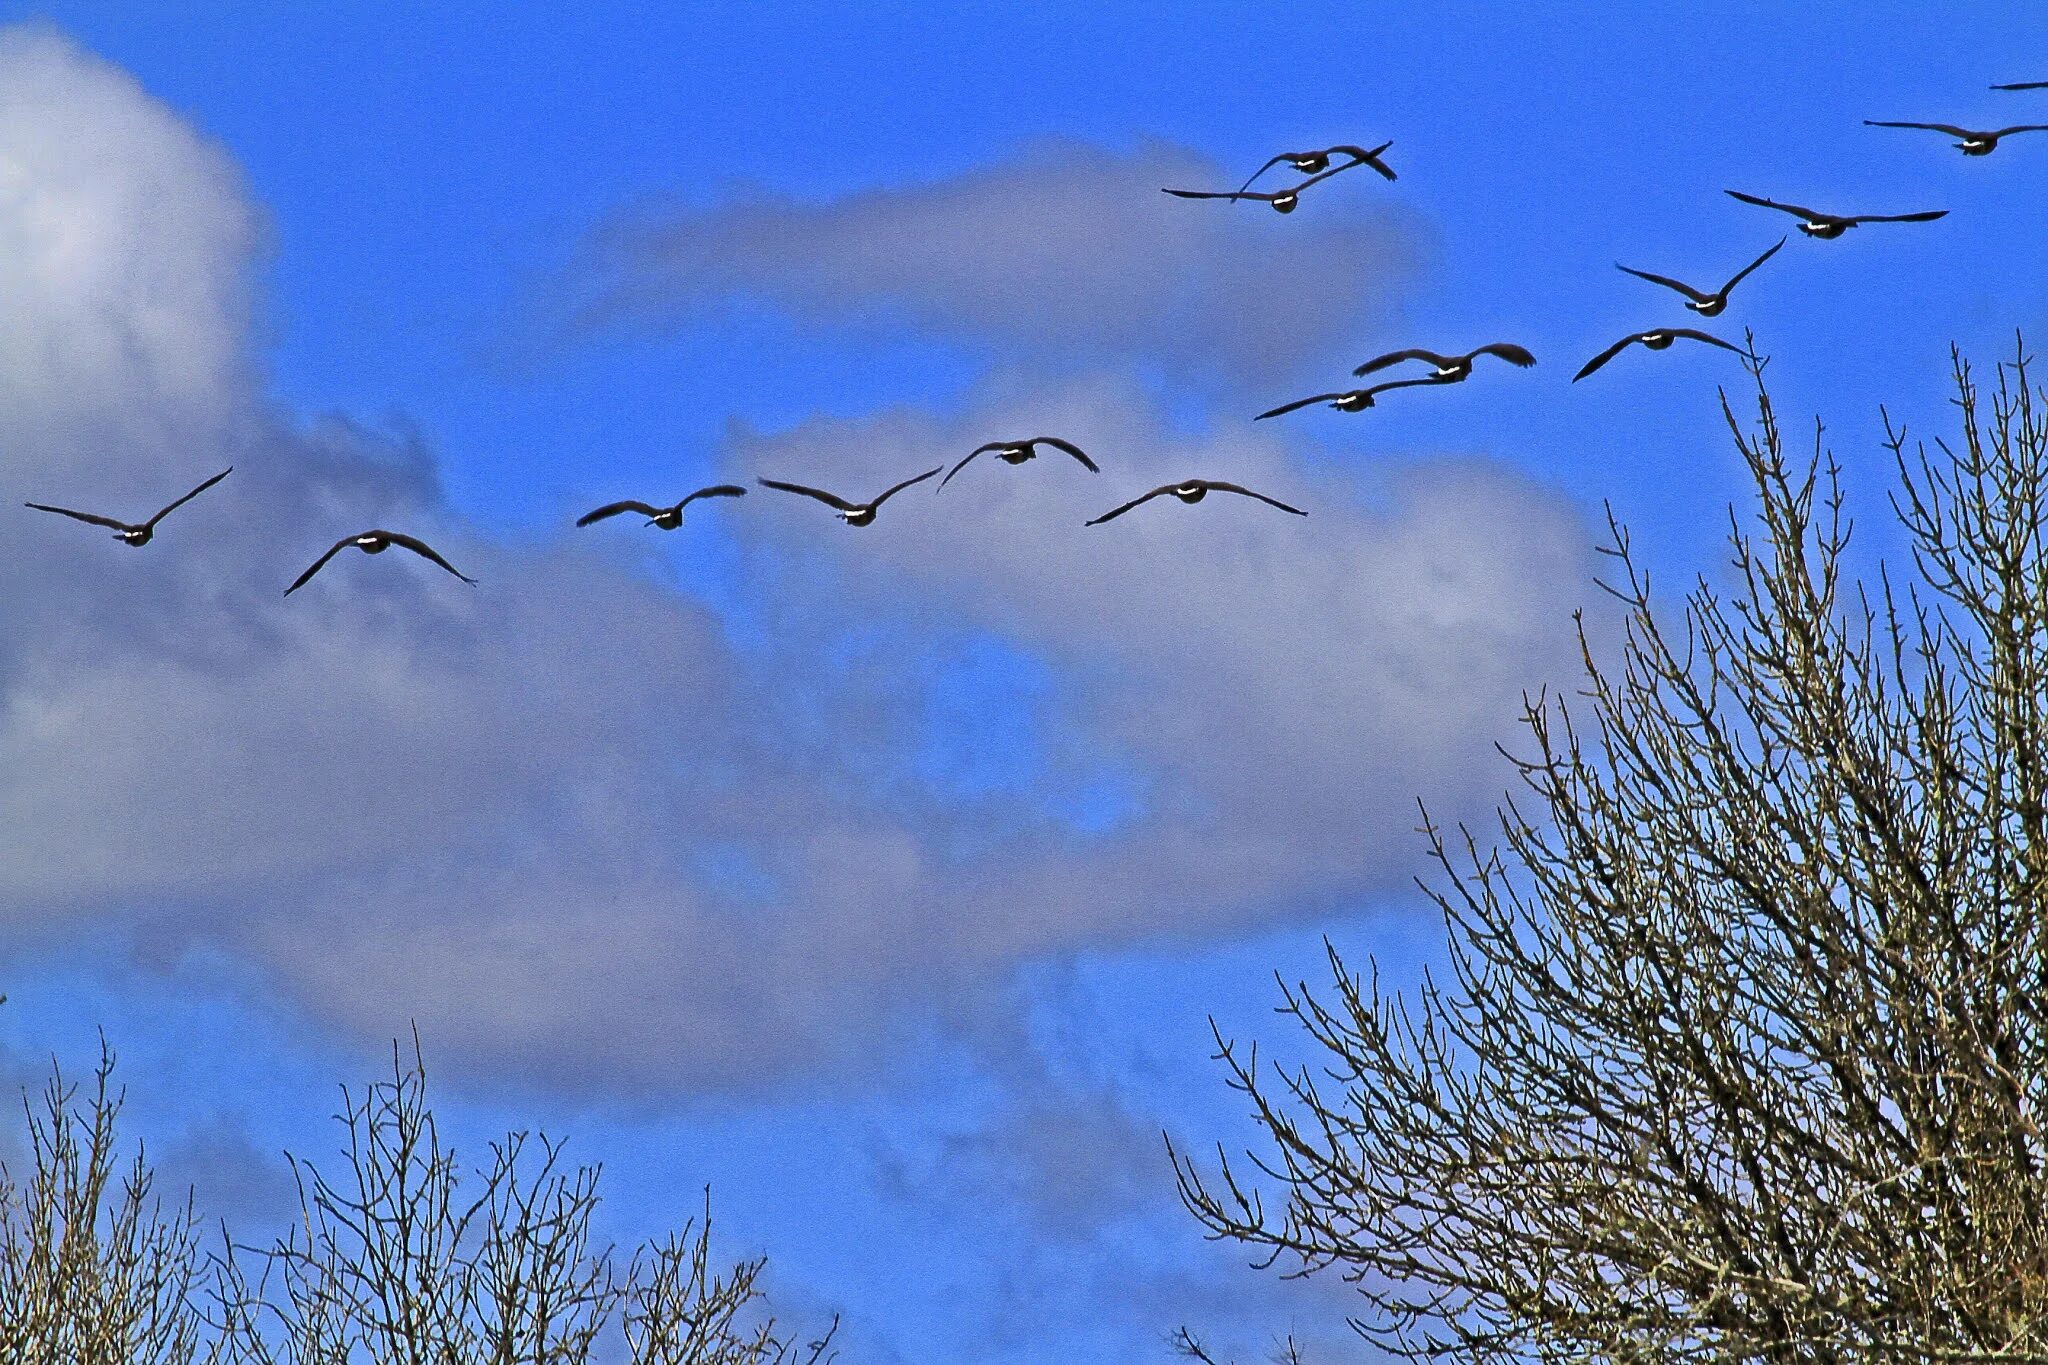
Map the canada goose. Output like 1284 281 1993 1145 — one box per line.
1086 480 1306 526
285 530 476 596
1615 238 1785 317
1234 140 1397 194
25 467 232 546
576 484 746 530
1864 119 2048 155
1254 377 1439 421
939 438 1099 490
1162 157 1375 214
1724 190 1947 239
756 467 942 525
1573 329 1746 382
1351 343 1537 382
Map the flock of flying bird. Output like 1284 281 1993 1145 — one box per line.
20 83 2048 591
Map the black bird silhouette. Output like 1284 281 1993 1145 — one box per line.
1086 480 1305 526
757 467 942 525
577 484 746 530
25 467 232 546
1615 238 1785 317
1865 119 2048 155
1233 140 1397 194
1163 155 1380 214
1993 80 2048 91
1351 343 1537 382
1573 329 1747 382
1255 377 1439 421
1724 190 1947 239
939 438 1099 490
285 530 475 596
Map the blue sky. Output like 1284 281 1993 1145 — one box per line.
1 4 2044 1359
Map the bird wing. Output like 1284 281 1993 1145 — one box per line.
1864 120 1974 137
1721 237 1787 293
1725 190 1827 223
1993 81 2048 91
143 466 233 527
1573 335 1642 382
1366 377 1445 397
1326 141 1398 180
1669 328 1746 355
1162 188 1244 201
1475 343 1538 368
1232 152 1298 195
576 500 666 526
679 484 747 507
24 502 132 532
1202 482 1308 516
1993 125 2048 136
284 536 357 596
757 478 859 511
1085 485 1176 526
1847 208 1948 224
870 466 944 508
938 447 988 490
1616 263 1713 303
382 532 477 583
1028 437 1100 472
1353 349 1453 377
1255 392 1347 421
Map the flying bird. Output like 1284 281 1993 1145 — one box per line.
1163 156 1379 214
576 484 746 529
1086 480 1305 526
1724 190 1947 239
1234 140 1397 194
756 467 942 525
1614 238 1785 317
1864 119 2048 155
284 530 476 596
1573 329 1747 382
1254 377 1439 421
24 467 232 546
1351 343 1537 382
1992 80 2048 91
939 438 1099 490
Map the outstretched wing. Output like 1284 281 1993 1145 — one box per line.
938 447 989 490
1233 152 1299 196
1027 437 1100 472
758 478 859 511
1616 263 1712 303
680 484 747 507
1668 328 1747 355
1725 190 1826 223
1085 485 1176 526
284 536 357 596
1353 349 1455 377
1864 120 1974 138
144 466 233 528
1474 343 1538 368
576 500 665 527
1848 208 1948 224
1993 125 2048 137
870 465 944 508
1720 237 1786 294
1326 140 1397 180
1573 335 1642 382
1163 188 1244 201
1255 392 1347 421
382 532 477 584
1993 81 2048 91
24 502 131 532
1201 482 1308 516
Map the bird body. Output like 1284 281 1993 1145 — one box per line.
1865 120 2048 155
577 484 746 530
1234 140 1397 194
1573 329 1746 382
25 467 233 546
1255 377 1438 421
284 530 475 596
1615 238 1784 317
1086 479 1305 525
940 438 1099 490
1725 190 1947 238
1351 343 1537 382
758 467 942 525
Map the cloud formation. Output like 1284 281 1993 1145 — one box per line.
0 28 1595 1099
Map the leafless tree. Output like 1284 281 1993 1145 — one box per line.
1172 345 2048 1361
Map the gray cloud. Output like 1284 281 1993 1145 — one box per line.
573 138 1423 387
0 28 1595 1099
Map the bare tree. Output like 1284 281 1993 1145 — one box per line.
1172 346 2048 1361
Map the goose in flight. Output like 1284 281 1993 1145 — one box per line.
1163 156 1378 214
1233 140 1397 194
1351 343 1537 382
1615 238 1784 317
1255 377 1439 421
1086 480 1305 526
757 467 942 525
1724 190 1947 239
939 438 1099 490
577 483 746 530
285 530 475 596
1864 119 2048 155
1573 329 1746 382
25 467 232 546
